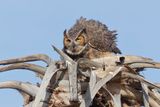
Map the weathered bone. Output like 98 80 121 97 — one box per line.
52 45 78 102
0 54 52 65
0 46 160 107
0 81 39 96
0 63 46 75
33 62 57 107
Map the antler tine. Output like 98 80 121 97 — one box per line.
51 45 73 62
0 54 52 65
0 63 46 76
0 81 39 97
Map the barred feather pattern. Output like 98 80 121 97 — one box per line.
68 17 121 54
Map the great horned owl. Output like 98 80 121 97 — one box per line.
63 17 121 60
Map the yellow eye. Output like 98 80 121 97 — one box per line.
66 38 71 42
76 36 83 41
64 37 71 45
76 35 85 45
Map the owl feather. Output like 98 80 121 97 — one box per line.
68 17 121 54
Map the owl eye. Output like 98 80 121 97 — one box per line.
65 38 71 43
76 35 84 42
64 36 71 45
75 34 85 46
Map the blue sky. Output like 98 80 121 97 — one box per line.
0 0 160 106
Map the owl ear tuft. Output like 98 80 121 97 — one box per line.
63 29 68 37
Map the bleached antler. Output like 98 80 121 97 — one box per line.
0 54 52 65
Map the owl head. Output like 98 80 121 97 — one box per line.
63 17 121 59
63 28 89 57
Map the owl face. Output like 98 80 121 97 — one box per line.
63 29 88 56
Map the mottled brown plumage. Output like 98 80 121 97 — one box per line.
63 17 121 60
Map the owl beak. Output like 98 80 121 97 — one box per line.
71 42 76 49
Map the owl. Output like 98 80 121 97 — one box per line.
63 17 121 60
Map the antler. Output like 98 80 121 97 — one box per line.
0 46 160 107
0 81 38 96
0 54 52 66
0 63 45 75
91 55 160 70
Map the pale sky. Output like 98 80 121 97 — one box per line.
0 0 160 106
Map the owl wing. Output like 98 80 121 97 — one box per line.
88 30 121 54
